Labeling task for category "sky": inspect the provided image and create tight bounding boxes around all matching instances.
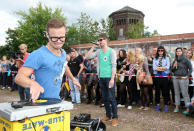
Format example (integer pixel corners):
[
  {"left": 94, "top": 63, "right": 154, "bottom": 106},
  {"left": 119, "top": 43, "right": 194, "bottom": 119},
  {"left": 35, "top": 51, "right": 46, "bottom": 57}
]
[{"left": 0, "top": 0, "right": 194, "bottom": 46}]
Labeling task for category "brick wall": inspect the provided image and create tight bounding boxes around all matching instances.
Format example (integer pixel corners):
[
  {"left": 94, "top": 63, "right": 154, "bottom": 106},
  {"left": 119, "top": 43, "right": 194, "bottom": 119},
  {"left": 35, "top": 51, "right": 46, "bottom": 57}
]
[{"left": 70, "top": 33, "right": 194, "bottom": 49}]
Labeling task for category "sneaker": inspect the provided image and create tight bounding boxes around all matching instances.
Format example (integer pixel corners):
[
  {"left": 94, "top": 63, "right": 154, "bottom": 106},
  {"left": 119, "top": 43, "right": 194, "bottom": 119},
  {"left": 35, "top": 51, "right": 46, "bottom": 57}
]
[
  {"left": 112, "top": 118, "right": 118, "bottom": 126},
  {"left": 1, "top": 87, "right": 5, "bottom": 90},
  {"left": 77, "top": 103, "right": 81, "bottom": 106},
  {"left": 139, "top": 106, "right": 144, "bottom": 110},
  {"left": 173, "top": 108, "right": 179, "bottom": 113},
  {"left": 100, "top": 104, "right": 104, "bottom": 107},
  {"left": 102, "top": 117, "right": 112, "bottom": 123},
  {"left": 155, "top": 105, "right": 160, "bottom": 111},
  {"left": 183, "top": 111, "right": 189, "bottom": 115},
  {"left": 127, "top": 105, "right": 132, "bottom": 110},
  {"left": 164, "top": 106, "right": 168, "bottom": 112},
  {"left": 143, "top": 107, "right": 149, "bottom": 111},
  {"left": 7, "top": 87, "right": 10, "bottom": 89},
  {"left": 117, "top": 104, "right": 125, "bottom": 108}
]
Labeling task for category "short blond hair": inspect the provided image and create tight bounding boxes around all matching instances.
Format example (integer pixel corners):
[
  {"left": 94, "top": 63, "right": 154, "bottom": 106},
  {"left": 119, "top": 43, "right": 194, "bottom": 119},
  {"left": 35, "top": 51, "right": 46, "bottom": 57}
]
[
  {"left": 136, "top": 54, "right": 145, "bottom": 63},
  {"left": 19, "top": 44, "right": 27, "bottom": 49}
]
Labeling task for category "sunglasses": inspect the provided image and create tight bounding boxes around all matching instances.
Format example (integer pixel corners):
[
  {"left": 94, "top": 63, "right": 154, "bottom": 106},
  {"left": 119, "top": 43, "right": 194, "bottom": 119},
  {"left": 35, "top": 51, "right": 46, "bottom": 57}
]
[
  {"left": 158, "top": 49, "right": 164, "bottom": 52},
  {"left": 98, "top": 38, "right": 104, "bottom": 42}
]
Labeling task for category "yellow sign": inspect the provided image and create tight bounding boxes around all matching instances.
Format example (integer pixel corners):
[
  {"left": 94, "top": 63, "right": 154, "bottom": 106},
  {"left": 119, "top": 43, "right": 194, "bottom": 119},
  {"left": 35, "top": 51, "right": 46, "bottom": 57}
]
[{"left": 0, "top": 111, "right": 70, "bottom": 131}]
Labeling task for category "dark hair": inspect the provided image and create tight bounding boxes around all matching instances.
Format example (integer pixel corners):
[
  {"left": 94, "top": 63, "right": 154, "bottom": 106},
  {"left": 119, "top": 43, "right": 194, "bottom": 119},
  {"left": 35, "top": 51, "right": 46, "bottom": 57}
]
[
  {"left": 46, "top": 18, "right": 66, "bottom": 32},
  {"left": 175, "top": 47, "right": 184, "bottom": 59},
  {"left": 98, "top": 33, "right": 108, "bottom": 40},
  {"left": 119, "top": 49, "right": 127, "bottom": 58},
  {"left": 155, "top": 46, "right": 166, "bottom": 59},
  {"left": 176, "top": 47, "right": 183, "bottom": 52},
  {"left": 70, "top": 48, "right": 76, "bottom": 52}
]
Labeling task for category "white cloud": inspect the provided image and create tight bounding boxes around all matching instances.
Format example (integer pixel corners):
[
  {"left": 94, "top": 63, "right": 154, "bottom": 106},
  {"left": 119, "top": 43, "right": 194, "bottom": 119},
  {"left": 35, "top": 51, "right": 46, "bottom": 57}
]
[
  {"left": 0, "top": 0, "right": 194, "bottom": 45},
  {"left": 0, "top": 11, "right": 18, "bottom": 46}
]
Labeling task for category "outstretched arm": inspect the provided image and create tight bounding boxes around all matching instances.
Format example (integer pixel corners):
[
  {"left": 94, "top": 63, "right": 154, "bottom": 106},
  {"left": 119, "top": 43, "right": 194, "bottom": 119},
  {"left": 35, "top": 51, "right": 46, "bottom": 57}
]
[{"left": 15, "top": 67, "right": 44, "bottom": 101}]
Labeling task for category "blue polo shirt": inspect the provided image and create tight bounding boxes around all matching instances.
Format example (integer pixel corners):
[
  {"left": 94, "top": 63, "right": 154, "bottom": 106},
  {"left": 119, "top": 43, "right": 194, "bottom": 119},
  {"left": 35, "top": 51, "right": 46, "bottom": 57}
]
[{"left": 24, "top": 46, "right": 66, "bottom": 99}]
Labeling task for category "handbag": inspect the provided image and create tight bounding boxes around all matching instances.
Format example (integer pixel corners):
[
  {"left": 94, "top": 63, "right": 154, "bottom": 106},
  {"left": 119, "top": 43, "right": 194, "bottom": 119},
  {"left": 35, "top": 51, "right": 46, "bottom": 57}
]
[
  {"left": 119, "top": 72, "right": 125, "bottom": 82},
  {"left": 137, "top": 71, "right": 153, "bottom": 85}
]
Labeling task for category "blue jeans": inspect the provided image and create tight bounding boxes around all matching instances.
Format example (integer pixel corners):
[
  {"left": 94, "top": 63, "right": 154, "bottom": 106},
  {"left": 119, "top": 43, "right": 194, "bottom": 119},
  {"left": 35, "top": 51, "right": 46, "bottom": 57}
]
[
  {"left": 99, "top": 78, "right": 118, "bottom": 119},
  {"left": 69, "top": 77, "right": 81, "bottom": 104},
  {"left": 18, "top": 85, "right": 30, "bottom": 101}
]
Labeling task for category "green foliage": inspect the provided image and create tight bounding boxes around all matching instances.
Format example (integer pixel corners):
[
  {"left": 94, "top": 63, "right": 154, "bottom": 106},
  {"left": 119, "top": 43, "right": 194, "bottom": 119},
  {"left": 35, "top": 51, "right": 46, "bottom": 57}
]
[
  {"left": 5, "top": 28, "right": 21, "bottom": 55},
  {"left": 15, "top": 3, "right": 66, "bottom": 52},
  {"left": 3, "top": 2, "right": 66, "bottom": 57},
  {"left": 106, "top": 18, "right": 116, "bottom": 40},
  {"left": 126, "top": 21, "right": 156, "bottom": 39},
  {"left": 0, "top": 45, "right": 10, "bottom": 58},
  {"left": 66, "top": 12, "right": 116, "bottom": 45}
]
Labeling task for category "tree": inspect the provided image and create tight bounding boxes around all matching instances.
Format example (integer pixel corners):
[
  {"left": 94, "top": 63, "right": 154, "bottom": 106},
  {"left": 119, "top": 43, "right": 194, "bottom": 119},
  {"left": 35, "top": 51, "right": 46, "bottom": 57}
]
[
  {"left": 5, "top": 2, "right": 66, "bottom": 54},
  {"left": 100, "top": 18, "right": 116, "bottom": 41},
  {"left": 76, "top": 12, "right": 100, "bottom": 44},
  {"left": 126, "top": 21, "right": 156, "bottom": 39},
  {"left": 66, "top": 13, "right": 116, "bottom": 45},
  {"left": 5, "top": 28, "right": 21, "bottom": 56}
]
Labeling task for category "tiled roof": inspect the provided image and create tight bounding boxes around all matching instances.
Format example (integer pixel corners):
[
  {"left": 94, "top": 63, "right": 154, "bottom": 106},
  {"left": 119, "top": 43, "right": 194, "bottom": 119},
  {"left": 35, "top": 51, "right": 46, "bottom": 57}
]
[{"left": 109, "top": 6, "right": 144, "bottom": 17}]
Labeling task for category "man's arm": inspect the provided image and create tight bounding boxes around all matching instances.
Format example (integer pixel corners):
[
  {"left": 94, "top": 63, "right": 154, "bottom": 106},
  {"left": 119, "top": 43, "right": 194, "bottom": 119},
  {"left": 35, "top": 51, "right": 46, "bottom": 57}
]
[
  {"left": 85, "top": 46, "right": 98, "bottom": 60},
  {"left": 14, "top": 67, "right": 44, "bottom": 101},
  {"left": 109, "top": 49, "right": 117, "bottom": 88},
  {"left": 77, "top": 63, "right": 84, "bottom": 78},
  {"left": 65, "top": 65, "right": 81, "bottom": 90}
]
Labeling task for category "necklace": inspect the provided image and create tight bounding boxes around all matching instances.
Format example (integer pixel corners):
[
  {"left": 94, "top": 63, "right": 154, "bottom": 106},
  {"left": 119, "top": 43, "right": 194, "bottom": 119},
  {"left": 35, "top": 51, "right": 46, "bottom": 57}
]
[{"left": 46, "top": 45, "right": 61, "bottom": 56}]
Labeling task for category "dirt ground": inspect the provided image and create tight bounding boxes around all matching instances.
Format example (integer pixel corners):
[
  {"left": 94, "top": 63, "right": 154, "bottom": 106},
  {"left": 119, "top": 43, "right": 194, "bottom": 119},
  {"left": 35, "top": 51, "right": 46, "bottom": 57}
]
[{"left": 0, "top": 89, "right": 193, "bottom": 131}]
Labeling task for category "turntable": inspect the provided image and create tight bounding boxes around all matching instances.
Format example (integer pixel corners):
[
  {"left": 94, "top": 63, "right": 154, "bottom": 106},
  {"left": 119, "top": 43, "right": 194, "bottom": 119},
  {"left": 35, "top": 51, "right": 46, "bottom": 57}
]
[{"left": 0, "top": 99, "right": 73, "bottom": 131}]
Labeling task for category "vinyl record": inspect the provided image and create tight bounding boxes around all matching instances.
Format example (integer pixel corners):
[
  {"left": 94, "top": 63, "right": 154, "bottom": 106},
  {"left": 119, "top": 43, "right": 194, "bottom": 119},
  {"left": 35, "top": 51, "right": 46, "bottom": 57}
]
[{"left": 25, "top": 98, "right": 61, "bottom": 106}]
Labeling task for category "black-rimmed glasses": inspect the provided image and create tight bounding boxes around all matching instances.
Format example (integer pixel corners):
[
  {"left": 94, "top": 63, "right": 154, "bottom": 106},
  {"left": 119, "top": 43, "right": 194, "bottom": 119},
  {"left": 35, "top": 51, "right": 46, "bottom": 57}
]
[{"left": 48, "top": 34, "right": 66, "bottom": 42}]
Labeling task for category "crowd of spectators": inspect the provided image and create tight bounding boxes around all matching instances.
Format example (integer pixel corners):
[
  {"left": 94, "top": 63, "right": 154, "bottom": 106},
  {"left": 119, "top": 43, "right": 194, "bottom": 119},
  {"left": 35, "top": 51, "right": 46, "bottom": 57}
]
[
  {"left": 0, "top": 46, "right": 193, "bottom": 116},
  {"left": 61, "top": 46, "right": 194, "bottom": 116}
]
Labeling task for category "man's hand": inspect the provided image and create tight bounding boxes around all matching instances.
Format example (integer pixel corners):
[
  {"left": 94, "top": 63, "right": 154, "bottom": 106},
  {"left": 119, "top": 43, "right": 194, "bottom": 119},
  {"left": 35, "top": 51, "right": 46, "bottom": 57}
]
[
  {"left": 109, "top": 79, "right": 114, "bottom": 88},
  {"left": 30, "top": 82, "right": 44, "bottom": 101},
  {"left": 72, "top": 78, "right": 81, "bottom": 90}
]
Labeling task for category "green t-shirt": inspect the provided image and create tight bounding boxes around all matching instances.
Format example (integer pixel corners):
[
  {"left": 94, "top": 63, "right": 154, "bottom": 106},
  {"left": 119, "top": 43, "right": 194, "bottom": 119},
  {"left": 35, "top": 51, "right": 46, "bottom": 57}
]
[{"left": 99, "top": 48, "right": 112, "bottom": 78}]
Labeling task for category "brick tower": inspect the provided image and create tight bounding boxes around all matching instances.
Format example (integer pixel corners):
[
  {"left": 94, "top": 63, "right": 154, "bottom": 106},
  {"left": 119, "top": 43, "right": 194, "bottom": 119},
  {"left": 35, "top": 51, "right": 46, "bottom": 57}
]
[{"left": 109, "top": 6, "right": 145, "bottom": 40}]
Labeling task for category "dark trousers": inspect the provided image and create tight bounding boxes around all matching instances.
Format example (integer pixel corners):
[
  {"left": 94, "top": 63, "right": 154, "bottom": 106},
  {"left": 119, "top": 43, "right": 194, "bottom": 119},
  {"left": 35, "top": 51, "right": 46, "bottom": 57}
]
[
  {"left": 18, "top": 85, "right": 30, "bottom": 101},
  {"left": 99, "top": 78, "right": 118, "bottom": 119},
  {"left": 129, "top": 76, "right": 139, "bottom": 104},
  {"left": 168, "top": 79, "right": 175, "bottom": 103},
  {"left": 188, "top": 86, "right": 193, "bottom": 100},
  {"left": 140, "top": 85, "right": 149, "bottom": 107},
  {"left": 155, "top": 77, "right": 169, "bottom": 105},
  {"left": 2, "top": 72, "right": 8, "bottom": 87},
  {"left": 116, "top": 81, "right": 121, "bottom": 103},
  {"left": 119, "top": 80, "right": 127, "bottom": 105},
  {"left": 0, "top": 72, "right": 2, "bottom": 86},
  {"left": 95, "top": 82, "right": 101, "bottom": 102}
]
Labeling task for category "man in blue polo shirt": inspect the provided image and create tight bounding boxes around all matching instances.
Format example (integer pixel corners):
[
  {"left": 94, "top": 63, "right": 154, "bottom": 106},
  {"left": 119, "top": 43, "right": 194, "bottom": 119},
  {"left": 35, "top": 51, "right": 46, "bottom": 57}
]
[{"left": 15, "top": 18, "right": 81, "bottom": 101}]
